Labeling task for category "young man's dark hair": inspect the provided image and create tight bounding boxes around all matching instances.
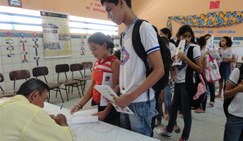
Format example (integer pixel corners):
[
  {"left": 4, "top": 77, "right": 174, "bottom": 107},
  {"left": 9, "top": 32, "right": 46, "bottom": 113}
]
[
  {"left": 100, "top": 0, "right": 132, "bottom": 8},
  {"left": 219, "top": 36, "right": 232, "bottom": 47},
  {"left": 16, "top": 78, "right": 49, "bottom": 97}
]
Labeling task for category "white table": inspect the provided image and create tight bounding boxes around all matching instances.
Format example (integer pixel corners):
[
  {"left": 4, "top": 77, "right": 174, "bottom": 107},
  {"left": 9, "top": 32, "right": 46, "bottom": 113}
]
[{"left": 43, "top": 102, "right": 159, "bottom": 141}]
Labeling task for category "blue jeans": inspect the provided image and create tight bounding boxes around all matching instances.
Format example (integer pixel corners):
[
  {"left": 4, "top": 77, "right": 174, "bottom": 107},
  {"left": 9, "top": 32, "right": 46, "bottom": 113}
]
[
  {"left": 224, "top": 114, "right": 243, "bottom": 141},
  {"left": 164, "top": 83, "right": 172, "bottom": 117},
  {"left": 120, "top": 98, "right": 157, "bottom": 136}
]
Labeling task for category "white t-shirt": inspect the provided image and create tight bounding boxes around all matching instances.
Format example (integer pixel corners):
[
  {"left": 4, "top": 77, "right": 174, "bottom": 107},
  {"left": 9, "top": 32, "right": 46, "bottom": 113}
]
[
  {"left": 219, "top": 47, "right": 233, "bottom": 59},
  {"left": 228, "top": 68, "right": 243, "bottom": 117},
  {"left": 120, "top": 20, "right": 160, "bottom": 103},
  {"left": 175, "top": 43, "right": 201, "bottom": 83}
]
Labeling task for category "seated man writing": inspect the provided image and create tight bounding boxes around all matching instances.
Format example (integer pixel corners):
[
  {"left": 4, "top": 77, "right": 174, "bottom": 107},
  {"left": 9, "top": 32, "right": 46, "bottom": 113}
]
[{"left": 0, "top": 78, "right": 73, "bottom": 141}]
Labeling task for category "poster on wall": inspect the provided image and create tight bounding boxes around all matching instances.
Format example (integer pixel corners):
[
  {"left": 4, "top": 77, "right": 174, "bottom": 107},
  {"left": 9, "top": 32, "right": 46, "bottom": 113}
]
[{"left": 41, "top": 11, "right": 72, "bottom": 58}]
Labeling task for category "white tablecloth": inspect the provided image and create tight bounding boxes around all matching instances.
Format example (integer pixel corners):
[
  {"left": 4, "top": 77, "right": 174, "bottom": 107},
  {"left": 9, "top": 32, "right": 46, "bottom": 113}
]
[{"left": 43, "top": 102, "right": 159, "bottom": 141}]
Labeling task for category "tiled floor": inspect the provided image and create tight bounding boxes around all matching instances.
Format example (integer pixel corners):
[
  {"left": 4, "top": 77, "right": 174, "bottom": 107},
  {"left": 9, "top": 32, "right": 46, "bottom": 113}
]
[{"left": 48, "top": 87, "right": 226, "bottom": 141}]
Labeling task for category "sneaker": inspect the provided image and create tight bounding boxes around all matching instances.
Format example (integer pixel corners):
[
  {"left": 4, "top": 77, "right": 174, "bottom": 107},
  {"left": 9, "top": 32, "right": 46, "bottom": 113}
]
[
  {"left": 195, "top": 108, "right": 205, "bottom": 113},
  {"left": 156, "top": 127, "right": 172, "bottom": 138},
  {"left": 179, "top": 137, "right": 188, "bottom": 141},
  {"left": 173, "top": 124, "right": 180, "bottom": 133},
  {"left": 209, "top": 102, "right": 215, "bottom": 107}
]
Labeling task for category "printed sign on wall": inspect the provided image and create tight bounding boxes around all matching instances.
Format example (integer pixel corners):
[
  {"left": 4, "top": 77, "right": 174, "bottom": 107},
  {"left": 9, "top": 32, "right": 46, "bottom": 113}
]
[
  {"left": 8, "top": 0, "right": 22, "bottom": 7},
  {"left": 41, "top": 11, "right": 72, "bottom": 58}
]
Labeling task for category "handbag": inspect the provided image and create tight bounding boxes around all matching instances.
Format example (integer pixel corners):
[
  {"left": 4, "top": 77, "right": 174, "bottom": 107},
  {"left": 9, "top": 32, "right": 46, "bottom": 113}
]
[
  {"left": 203, "top": 54, "right": 221, "bottom": 82},
  {"left": 193, "top": 74, "right": 206, "bottom": 100}
]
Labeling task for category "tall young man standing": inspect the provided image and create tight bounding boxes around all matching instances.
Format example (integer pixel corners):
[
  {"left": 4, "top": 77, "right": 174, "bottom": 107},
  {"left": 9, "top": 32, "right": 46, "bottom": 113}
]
[{"left": 100, "top": 0, "right": 164, "bottom": 136}]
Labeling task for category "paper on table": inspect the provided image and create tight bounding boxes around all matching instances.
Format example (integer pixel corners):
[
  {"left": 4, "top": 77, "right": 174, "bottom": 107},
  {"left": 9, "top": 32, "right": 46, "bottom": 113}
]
[
  {"left": 69, "top": 108, "right": 98, "bottom": 124},
  {"left": 100, "top": 72, "right": 113, "bottom": 106},
  {"left": 94, "top": 85, "right": 134, "bottom": 114},
  {"left": 172, "top": 40, "right": 185, "bottom": 66}
]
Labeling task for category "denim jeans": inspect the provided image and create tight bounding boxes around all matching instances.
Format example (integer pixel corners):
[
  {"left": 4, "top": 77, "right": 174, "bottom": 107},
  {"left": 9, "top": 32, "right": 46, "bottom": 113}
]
[
  {"left": 120, "top": 98, "right": 158, "bottom": 136},
  {"left": 224, "top": 114, "right": 243, "bottom": 141},
  {"left": 164, "top": 83, "right": 172, "bottom": 117},
  {"left": 166, "top": 83, "right": 192, "bottom": 140}
]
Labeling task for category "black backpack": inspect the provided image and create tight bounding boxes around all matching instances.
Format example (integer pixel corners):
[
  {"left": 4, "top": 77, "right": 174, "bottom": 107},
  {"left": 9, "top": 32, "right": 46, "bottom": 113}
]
[
  {"left": 185, "top": 45, "right": 202, "bottom": 105},
  {"left": 131, "top": 19, "right": 171, "bottom": 94},
  {"left": 223, "top": 64, "right": 243, "bottom": 117}
]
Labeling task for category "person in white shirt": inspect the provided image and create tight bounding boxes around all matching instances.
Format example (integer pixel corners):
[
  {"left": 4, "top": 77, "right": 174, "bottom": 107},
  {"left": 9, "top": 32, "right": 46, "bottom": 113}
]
[
  {"left": 223, "top": 66, "right": 243, "bottom": 141},
  {"left": 100, "top": 0, "right": 164, "bottom": 136}
]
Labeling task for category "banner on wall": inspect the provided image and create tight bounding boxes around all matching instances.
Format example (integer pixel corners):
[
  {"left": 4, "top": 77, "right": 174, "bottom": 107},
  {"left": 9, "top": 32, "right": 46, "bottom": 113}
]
[{"left": 41, "top": 11, "right": 72, "bottom": 58}]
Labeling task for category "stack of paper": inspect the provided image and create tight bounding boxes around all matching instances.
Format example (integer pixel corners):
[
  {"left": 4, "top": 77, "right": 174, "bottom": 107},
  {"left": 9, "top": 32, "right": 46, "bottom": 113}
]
[{"left": 69, "top": 108, "right": 98, "bottom": 124}]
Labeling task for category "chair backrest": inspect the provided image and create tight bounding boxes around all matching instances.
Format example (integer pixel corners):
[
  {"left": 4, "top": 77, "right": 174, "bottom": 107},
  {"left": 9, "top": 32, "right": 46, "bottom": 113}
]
[
  {"left": 81, "top": 62, "right": 93, "bottom": 77},
  {"left": 0, "top": 73, "right": 4, "bottom": 83},
  {"left": 9, "top": 70, "right": 31, "bottom": 81},
  {"left": 55, "top": 64, "right": 69, "bottom": 82},
  {"left": 81, "top": 62, "right": 93, "bottom": 70},
  {"left": 9, "top": 70, "right": 31, "bottom": 93},
  {"left": 32, "top": 66, "right": 49, "bottom": 83},
  {"left": 55, "top": 64, "right": 69, "bottom": 73},
  {"left": 70, "top": 63, "right": 84, "bottom": 79},
  {"left": 70, "top": 63, "right": 83, "bottom": 72}
]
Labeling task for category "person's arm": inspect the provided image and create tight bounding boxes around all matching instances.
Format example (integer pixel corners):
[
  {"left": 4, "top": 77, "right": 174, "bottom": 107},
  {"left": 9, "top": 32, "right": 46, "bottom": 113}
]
[
  {"left": 23, "top": 110, "right": 74, "bottom": 141},
  {"left": 115, "top": 50, "right": 164, "bottom": 108},
  {"left": 224, "top": 80, "right": 243, "bottom": 98},
  {"left": 71, "top": 79, "right": 95, "bottom": 114},
  {"left": 224, "top": 68, "right": 243, "bottom": 98},
  {"left": 178, "top": 47, "right": 202, "bottom": 73}
]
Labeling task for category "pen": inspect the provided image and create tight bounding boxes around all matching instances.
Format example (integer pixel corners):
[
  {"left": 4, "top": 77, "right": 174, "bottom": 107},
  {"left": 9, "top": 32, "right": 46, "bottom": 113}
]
[{"left": 56, "top": 104, "right": 63, "bottom": 116}]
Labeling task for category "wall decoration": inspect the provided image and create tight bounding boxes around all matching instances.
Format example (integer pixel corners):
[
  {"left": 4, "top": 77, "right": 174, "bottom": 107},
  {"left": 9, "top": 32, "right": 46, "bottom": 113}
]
[
  {"left": 5, "top": 31, "right": 15, "bottom": 58},
  {"left": 20, "top": 32, "right": 28, "bottom": 63},
  {"left": 210, "top": 0, "right": 220, "bottom": 10},
  {"left": 80, "top": 34, "right": 87, "bottom": 55},
  {"left": 167, "top": 11, "right": 243, "bottom": 31},
  {"left": 32, "top": 32, "right": 40, "bottom": 66},
  {"left": 8, "top": 0, "right": 22, "bottom": 8},
  {"left": 41, "top": 11, "right": 72, "bottom": 58}
]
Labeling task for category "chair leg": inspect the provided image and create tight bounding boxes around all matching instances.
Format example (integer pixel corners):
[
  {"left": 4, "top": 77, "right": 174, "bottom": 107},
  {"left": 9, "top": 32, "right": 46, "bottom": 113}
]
[
  {"left": 47, "top": 92, "right": 50, "bottom": 102},
  {"left": 0, "top": 86, "right": 5, "bottom": 94},
  {"left": 76, "top": 84, "right": 81, "bottom": 98},
  {"left": 82, "top": 80, "right": 86, "bottom": 94},
  {"left": 65, "top": 86, "right": 69, "bottom": 101},
  {"left": 55, "top": 89, "right": 58, "bottom": 98},
  {"left": 58, "top": 88, "right": 64, "bottom": 103},
  {"left": 71, "top": 86, "right": 74, "bottom": 94}
]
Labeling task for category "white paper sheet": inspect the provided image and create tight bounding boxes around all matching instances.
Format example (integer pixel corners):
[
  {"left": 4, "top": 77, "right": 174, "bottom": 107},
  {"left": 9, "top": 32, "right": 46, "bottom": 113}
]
[
  {"left": 208, "top": 50, "right": 222, "bottom": 62},
  {"left": 69, "top": 108, "right": 98, "bottom": 124},
  {"left": 94, "top": 85, "right": 134, "bottom": 114},
  {"left": 172, "top": 40, "right": 185, "bottom": 66}
]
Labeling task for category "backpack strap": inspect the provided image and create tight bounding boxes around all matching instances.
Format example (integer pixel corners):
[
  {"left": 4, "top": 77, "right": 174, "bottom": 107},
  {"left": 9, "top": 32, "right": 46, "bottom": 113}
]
[
  {"left": 132, "top": 19, "right": 150, "bottom": 75},
  {"left": 132, "top": 19, "right": 152, "bottom": 105},
  {"left": 185, "top": 46, "right": 195, "bottom": 84}
]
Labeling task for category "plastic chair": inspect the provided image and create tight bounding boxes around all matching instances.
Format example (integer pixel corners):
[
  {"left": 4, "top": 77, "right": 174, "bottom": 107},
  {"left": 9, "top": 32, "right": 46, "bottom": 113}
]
[
  {"left": 32, "top": 66, "right": 64, "bottom": 103},
  {"left": 9, "top": 70, "right": 30, "bottom": 94},
  {"left": 55, "top": 64, "right": 81, "bottom": 101}
]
